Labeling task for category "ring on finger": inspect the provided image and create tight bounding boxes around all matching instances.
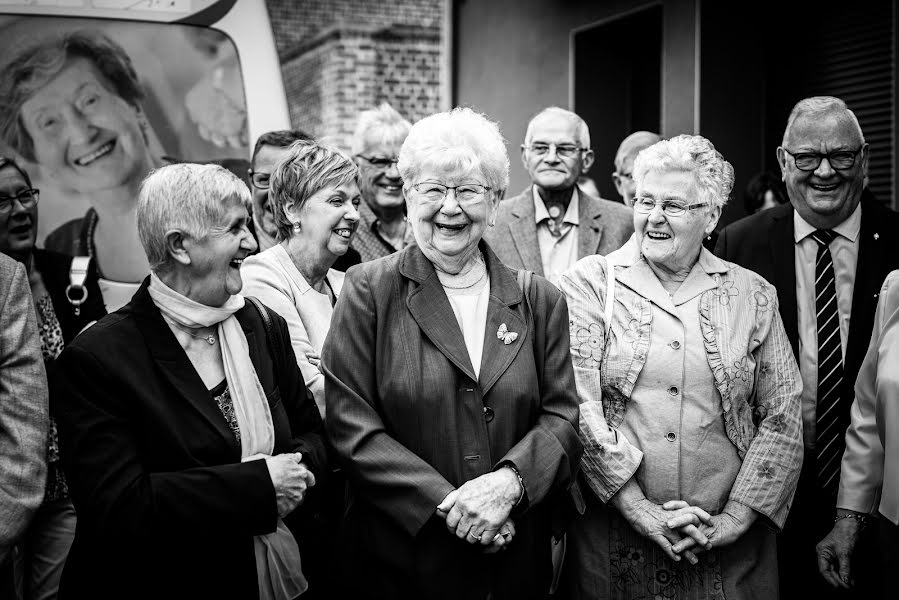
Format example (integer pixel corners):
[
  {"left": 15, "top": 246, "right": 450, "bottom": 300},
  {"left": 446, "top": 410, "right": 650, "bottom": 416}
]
[{"left": 467, "top": 531, "right": 481, "bottom": 541}]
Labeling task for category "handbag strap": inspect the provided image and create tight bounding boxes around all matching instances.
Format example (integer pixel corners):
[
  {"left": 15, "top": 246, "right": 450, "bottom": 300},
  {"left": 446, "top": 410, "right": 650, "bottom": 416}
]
[
  {"left": 245, "top": 296, "right": 284, "bottom": 376},
  {"left": 66, "top": 256, "right": 91, "bottom": 317}
]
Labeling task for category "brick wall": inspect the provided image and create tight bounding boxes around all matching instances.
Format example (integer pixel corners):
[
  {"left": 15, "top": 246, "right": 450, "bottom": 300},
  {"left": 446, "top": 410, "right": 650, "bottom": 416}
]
[{"left": 266, "top": 0, "right": 445, "bottom": 152}]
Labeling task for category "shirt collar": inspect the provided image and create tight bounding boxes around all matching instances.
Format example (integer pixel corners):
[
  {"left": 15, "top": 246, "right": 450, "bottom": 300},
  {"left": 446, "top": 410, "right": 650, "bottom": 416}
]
[
  {"left": 533, "top": 186, "right": 580, "bottom": 226},
  {"left": 793, "top": 200, "right": 862, "bottom": 243}
]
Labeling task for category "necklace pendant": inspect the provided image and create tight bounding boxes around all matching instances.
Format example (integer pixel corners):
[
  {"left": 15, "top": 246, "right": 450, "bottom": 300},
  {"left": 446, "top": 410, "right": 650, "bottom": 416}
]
[{"left": 205, "top": 335, "right": 216, "bottom": 345}]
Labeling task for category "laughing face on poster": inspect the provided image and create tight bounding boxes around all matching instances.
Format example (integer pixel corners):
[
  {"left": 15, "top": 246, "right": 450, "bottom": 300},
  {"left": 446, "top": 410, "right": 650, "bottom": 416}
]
[{"left": 0, "top": 30, "right": 166, "bottom": 311}]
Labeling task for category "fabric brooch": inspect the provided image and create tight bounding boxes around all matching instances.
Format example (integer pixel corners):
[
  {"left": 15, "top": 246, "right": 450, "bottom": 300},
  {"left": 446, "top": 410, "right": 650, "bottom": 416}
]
[{"left": 497, "top": 323, "right": 518, "bottom": 345}]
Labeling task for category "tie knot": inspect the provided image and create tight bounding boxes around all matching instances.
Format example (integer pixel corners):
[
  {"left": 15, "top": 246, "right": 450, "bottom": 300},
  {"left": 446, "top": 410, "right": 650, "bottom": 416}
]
[{"left": 811, "top": 229, "right": 836, "bottom": 247}]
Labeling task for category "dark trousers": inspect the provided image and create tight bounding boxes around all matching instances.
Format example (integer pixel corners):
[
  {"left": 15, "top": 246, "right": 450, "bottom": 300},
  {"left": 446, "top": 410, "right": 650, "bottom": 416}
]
[
  {"left": 778, "top": 451, "right": 881, "bottom": 599},
  {"left": 878, "top": 517, "right": 899, "bottom": 600}
]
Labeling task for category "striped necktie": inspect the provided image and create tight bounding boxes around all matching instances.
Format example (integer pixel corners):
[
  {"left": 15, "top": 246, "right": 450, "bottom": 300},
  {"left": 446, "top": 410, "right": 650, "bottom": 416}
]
[{"left": 811, "top": 229, "right": 847, "bottom": 501}]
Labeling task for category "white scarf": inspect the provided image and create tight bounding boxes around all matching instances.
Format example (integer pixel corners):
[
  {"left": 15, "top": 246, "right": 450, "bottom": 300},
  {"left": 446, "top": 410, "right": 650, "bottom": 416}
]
[{"left": 148, "top": 273, "right": 307, "bottom": 599}]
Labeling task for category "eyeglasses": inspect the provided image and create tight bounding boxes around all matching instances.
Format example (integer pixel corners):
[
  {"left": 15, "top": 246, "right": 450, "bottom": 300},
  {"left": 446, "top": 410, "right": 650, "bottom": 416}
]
[
  {"left": 633, "top": 196, "right": 707, "bottom": 217},
  {"left": 247, "top": 170, "right": 271, "bottom": 190},
  {"left": 525, "top": 143, "right": 586, "bottom": 159},
  {"left": 0, "top": 188, "right": 39, "bottom": 215},
  {"left": 782, "top": 147, "right": 863, "bottom": 172},
  {"left": 356, "top": 155, "right": 400, "bottom": 169},
  {"left": 411, "top": 182, "right": 491, "bottom": 204}
]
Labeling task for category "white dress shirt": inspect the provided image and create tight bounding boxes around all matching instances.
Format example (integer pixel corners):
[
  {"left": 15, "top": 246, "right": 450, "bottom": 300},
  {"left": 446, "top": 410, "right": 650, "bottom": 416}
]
[{"left": 534, "top": 186, "right": 579, "bottom": 286}]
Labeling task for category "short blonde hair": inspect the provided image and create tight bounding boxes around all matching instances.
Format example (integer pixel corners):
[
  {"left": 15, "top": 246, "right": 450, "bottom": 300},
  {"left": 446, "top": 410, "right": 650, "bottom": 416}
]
[
  {"left": 398, "top": 107, "right": 510, "bottom": 195},
  {"left": 269, "top": 140, "right": 358, "bottom": 241},
  {"left": 633, "top": 134, "right": 734, "bottom": 210},
  {"left": 137, "top": 163, "right": 250, "bottom": 273}
]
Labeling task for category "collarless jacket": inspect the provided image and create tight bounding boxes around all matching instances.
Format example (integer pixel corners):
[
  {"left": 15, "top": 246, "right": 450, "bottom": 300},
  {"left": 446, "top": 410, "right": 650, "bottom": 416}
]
[{"left": 52, "top": 280, "right": 326, "bottom": 600}]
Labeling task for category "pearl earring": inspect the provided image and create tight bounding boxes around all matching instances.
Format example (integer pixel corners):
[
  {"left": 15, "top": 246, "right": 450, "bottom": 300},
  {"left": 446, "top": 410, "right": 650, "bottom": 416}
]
[{"left": 293, "top": 222, "right": 301, "bottom": 232}]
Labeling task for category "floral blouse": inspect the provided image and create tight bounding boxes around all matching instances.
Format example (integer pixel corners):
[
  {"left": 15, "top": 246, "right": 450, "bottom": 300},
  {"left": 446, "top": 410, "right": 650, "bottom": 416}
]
[{"left": 559, "top": 237, "right": 804, "bottom": 529}]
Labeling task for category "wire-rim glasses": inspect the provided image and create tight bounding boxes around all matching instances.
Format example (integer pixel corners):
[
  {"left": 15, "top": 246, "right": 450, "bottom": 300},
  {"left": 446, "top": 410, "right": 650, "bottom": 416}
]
[
  {"left": 411, "top": 182, "right": 491, "bottom": 205},
  {"left": 633, "top": 196, "right": 707, "bottom": 217},
  {"left": 524, "top": 143, "right": 586, "bottom": 159},
  {"left": 782, "top": 147, "right": 863, "bottom": 172},
  {"left": 0, "top": 188, "right": 39, "bottom": 215}
]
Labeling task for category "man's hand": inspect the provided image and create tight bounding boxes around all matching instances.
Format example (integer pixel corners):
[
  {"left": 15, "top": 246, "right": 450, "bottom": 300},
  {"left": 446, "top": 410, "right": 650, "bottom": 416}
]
[{"left": 817, "top": 513, "right": 864, "bottom": 589}]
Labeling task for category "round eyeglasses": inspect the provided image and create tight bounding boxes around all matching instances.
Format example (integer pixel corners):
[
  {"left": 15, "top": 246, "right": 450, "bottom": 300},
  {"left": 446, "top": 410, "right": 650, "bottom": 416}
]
[
  {"left": 782, "top": 147, "right": 862, "bottom": 172},
  {"left": 633, "top": 197, "right": 707, "bottom": 217},
  {"left": 411, "top": 182, "right": 491, "bottom": 204},
  {"left": 0, "top": 188, "right": 39, "bottom": 215}
]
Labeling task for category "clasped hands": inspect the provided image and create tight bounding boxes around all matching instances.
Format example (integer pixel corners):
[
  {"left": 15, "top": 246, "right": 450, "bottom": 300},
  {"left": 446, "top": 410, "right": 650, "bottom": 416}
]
[
  {"left": 435, "top": 467, "right": 521, "bottom": 553},
  {"left": 612, "top": 479, "right": 756, "bottom": 565}
]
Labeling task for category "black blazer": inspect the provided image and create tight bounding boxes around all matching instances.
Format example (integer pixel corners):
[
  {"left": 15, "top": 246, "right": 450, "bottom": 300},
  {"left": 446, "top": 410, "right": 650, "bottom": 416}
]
[
  {"left": 714, "top": 194, "right": 899, "bottom": 436},
  {"left": 53, "top": 280, "right": 326, "bottom": 600}
]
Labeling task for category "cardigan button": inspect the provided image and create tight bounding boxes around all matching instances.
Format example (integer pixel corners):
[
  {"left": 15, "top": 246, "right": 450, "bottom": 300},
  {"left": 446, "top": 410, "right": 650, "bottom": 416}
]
[
  {"left": 484, "top": 406, "right": 495, "bottom": 422},
  {"left": 670, "top": 340, "right": 681, "bottom": 350},
  {"left": 666, "top": 432, "right": 677, "bottom": 442}
]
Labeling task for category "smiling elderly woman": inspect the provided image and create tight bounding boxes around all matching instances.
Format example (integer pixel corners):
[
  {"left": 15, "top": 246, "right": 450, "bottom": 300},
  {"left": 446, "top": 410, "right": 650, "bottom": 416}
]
[
  {"left": 322, "top": 107, "right": 582, "bottom": 599},
  {"left": 52, "top": 163, "right": 326, "bottom": 599},
  {"left": 559, "top": 135, "right": 804, "bottom": 599}
]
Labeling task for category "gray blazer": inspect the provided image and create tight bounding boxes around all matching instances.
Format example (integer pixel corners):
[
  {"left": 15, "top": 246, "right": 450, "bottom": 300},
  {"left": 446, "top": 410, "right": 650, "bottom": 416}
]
[
  {"left": 483, "top": 186, "right": 634, "bottom": 276},
  {"left": 0, "top": 253, "right": 48, "bottom": 562}
]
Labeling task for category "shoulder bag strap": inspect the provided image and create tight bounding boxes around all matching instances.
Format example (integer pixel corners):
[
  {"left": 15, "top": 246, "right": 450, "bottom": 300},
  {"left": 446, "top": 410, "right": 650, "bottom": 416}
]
[
  {"left": 245, "top": 295, "right": 284, "bottom": 376},
  {"left": 66, "top": 256, "right": 92, "bottom": 317}
]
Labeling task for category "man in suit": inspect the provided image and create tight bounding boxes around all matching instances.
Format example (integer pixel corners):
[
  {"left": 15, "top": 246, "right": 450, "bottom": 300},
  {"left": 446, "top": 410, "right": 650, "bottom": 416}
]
[
  {"left": 0, "top": 252, "right": 48, "bottom": 594},
  {"left": 484, "top": 107, "right": 633, "bottom": 286},
  {"left": 715, "top": 96, "right": 899, "bottom": 599}
]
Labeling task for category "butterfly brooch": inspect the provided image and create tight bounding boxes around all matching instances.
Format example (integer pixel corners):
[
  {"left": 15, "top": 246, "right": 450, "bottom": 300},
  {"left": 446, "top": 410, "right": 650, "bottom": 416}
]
[{"left": 497, "top": 323, "right": 518, "bottom": 345}]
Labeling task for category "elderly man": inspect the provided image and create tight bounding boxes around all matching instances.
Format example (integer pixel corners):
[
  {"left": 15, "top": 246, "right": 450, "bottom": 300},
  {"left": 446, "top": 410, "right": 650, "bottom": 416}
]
[
  {"left": 611, "top": 130, "right": 661, "bottom": 207},
  {"left": 485, "top": 107, "right": 633, "bottom": 286},
  {"left": 0, "top": 253, "right": 48, "bottom": 595},
  {"left": 351, "top": 102, "right": 415, "bottom": 262},
  {"left": 715, "top": 96, "right": 899, "bottom": 599}
]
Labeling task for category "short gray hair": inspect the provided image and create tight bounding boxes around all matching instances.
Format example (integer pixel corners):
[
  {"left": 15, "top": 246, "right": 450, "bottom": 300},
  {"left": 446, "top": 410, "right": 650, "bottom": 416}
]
[
  {"left": 633, "top": 134, "right": 734, "bottom": 210},
  {"left": 524, "top": 107, "right": 591, "bottom": 149},
  {"left": 398, "top": 107, "right": 510, "bottom": 195},
  {"left": 350, "top": 102, "right": 412, "bottom": 156},
  {"left": 137, "top": 163, "right": 250, "bottom": 273},
  {"left": 269, "top": 140, "right": 358, "bottom": 242},
  {"left": 782, "top": 96, "right": 865, "bottom": 146},
  {"left": 615, "top": 131, "right": 661, "bottom": 171}
]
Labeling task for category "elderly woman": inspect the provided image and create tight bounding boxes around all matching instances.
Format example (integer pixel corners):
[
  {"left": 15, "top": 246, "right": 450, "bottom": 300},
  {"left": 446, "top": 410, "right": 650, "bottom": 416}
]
[
  {"left": 52, "top": 163, "right": 326, "bottom": 599},
  {"left": 0, "top": 30, "right": 166, "bottom": 311},
  {"left": 241, "top": 140, "right": 360, "bottom": 419},
  {"left": 559, "top": 135, "right": 804, "bottom": 599},
  {"left": 322, "top": 107, "right": 582, "bottom": 599},
  {"left": 0, "top": 156, "right": 106, "bottom": 600}
]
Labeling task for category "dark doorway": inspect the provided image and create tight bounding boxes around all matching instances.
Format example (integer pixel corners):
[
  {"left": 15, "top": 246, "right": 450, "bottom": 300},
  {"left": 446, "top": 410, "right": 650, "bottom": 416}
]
[{"left": 573, "top": 4, "right": 662, "bottom": 202}]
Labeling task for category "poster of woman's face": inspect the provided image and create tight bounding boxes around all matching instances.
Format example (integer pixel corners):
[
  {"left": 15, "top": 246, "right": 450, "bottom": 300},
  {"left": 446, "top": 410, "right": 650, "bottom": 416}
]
[{"left": 0, "top": 16, "right": 250, "bottom": 245}]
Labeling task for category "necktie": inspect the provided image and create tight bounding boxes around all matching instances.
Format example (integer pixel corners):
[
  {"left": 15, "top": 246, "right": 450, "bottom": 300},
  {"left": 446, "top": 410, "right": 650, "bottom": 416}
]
[{"left": 811, "top": 229, "right": 847, "bottom": 501}]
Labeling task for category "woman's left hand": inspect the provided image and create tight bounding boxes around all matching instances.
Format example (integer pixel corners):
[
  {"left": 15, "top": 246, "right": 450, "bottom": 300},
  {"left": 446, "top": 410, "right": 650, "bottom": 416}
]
[
  {"left": 668, "top": 499, "right": 757, "bottom": 554},
  {"left": 435, "top": 467, "right": 521, "bottom": 545}
]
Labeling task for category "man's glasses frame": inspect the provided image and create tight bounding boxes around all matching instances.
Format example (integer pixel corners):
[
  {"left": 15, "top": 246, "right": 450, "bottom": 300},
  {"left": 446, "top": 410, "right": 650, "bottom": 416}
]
[
  {"left": 247, "top": 170, "right": 271, "bottom": 190},
  {"left": 523, "top": 143, "right": 587, "bottom": 160},
  {"left": 0, "top": 188, "right": 39, "bottom": 215},
  {"left": 782, "top": 147, "right": 864, "bottom": 172},
  {"left": 356, "top": 155, "right": 400, "bottom": 169}
]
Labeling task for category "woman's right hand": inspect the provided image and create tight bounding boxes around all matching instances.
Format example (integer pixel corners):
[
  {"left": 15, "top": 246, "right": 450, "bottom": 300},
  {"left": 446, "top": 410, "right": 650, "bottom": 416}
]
[{"left": 265, "top": 452, "right": 316, "bottom": 518}]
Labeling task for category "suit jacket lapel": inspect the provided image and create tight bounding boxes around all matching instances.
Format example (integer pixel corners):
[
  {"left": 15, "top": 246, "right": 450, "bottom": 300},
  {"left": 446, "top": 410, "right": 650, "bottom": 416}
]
[
  {"left": 402, "top": 246, "right": 478, "bottom": 381},
  {"left": 508, "top": 189, "right": 544, "bottom": 275},
  {"left": 577, "top": 193, "right": 603, "bottom": 259},
  {"left": 478, "top": 245, "right": 527, "bottom": 396},
  {"left": 131, "top": 282, "right": 240, "bottom": 451},
  {"left": 770, "top": 206, "right": 799, "bottom": 356},
  {"left": 847, "top": 198, "right": 886, "bottom": 373}
]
